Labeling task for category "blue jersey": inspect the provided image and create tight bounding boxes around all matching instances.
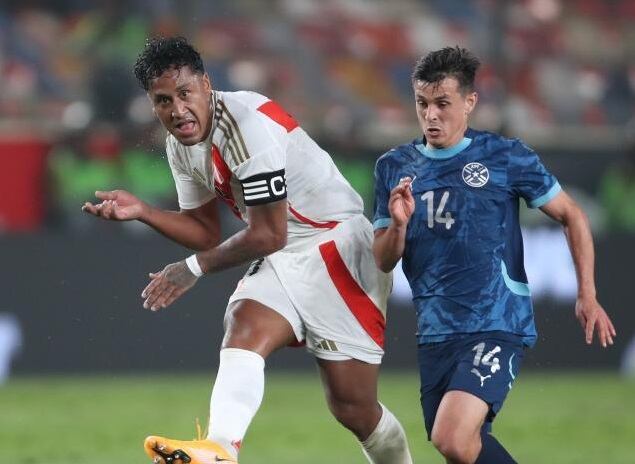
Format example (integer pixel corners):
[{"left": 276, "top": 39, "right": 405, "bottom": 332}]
[{"left": 373, "top": 128, "right": 561, "bottom": 346}]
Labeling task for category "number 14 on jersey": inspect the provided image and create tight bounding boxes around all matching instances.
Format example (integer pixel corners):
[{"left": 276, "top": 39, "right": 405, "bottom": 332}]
[{"left": 421, "top": 190, "right": 455, "bottom": 230}]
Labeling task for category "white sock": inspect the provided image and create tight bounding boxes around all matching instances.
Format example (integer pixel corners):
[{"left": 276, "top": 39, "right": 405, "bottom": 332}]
[
  {"left": 361, "top": 403, "right": 413, "bottom": 464},
  {"left": 207, "top": 348, "right": 265, "bottom": 459}
]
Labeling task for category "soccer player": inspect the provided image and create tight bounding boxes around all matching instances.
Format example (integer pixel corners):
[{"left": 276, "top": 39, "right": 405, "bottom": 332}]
[
  {"left": 82, "top": 37, "right": 412, "bottom": 464},
  {"left": 372, "top": 46, "right": 616, "bottom": 464}
]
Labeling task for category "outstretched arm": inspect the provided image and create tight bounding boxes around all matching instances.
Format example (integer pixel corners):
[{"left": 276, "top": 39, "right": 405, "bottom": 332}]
[
  {"left": 141, "top": 199, "right": 288, "bottom": 311},
  {"left": 540, "top": 190, "right": 617, "bottom": 347},
  {"left": 82, "top": 190, "right": 221, "bottom": 251},
  {"left": 373, "top": 177, "right": 415, "bottom": 272}
]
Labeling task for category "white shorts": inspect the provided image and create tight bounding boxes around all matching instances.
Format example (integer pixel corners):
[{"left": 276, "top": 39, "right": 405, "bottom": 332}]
[{"left": 226, "top": 214, "right": 392, "bottom": 364}]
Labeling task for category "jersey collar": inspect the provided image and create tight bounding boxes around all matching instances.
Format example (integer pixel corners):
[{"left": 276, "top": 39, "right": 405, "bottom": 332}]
[{"left": 415, "top": 136, "right": 472, "bottom": 160}]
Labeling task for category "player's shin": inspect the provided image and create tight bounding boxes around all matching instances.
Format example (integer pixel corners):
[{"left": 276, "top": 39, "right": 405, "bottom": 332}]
[
  {"left": 360, "top": 403, "right": 413, "bottom": 464},
  {"left": 207, "top": 348, "right": 265, "bottom": 459}
]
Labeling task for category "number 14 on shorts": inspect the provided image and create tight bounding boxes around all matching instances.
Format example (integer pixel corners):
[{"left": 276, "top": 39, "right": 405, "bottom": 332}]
[{"left": 472, "top": 342, "right": 501, "bottom": 374}]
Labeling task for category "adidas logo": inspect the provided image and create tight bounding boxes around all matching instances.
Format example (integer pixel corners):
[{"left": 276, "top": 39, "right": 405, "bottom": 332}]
[{"left": 316, "top": 339, "right": 339, "bottom": 352}]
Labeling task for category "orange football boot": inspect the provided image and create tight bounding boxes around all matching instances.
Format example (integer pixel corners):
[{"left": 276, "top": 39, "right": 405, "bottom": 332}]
[{"left": 144, "top": 435, "right": 237, "bottom": 464}]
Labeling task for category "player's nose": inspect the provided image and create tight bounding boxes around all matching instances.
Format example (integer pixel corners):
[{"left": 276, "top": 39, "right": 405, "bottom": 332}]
[
  {"left": 424, "top": 107, "right": 438, "bottom": 121},
  {"left": 172, "top": 100, "right": 187, "bottom": 117}
]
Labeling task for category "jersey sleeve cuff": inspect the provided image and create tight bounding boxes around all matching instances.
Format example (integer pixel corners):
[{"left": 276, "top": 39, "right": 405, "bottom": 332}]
[
  {"left": 178, "top": 192, "right": 215, "bottom": 210},
  {"left": 373, "top": 217, "right": 392, "bottom": 230},
  {"left": 527, "top": 181, "right": 561, "bottom": 208}
]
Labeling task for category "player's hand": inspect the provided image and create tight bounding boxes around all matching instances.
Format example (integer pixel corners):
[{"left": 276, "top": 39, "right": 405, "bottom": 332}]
[
  {"left": 574, "top": 296, "right": 616, "bottom": 348},
  {"left": 388, "top": 177, "right": 416, "bottom": 228},
  {"left": 82, "top": 190, "right": 148, "bottom": 221},
  {"left": 141, "top": 260, "right": 199, "bottom": 311}
]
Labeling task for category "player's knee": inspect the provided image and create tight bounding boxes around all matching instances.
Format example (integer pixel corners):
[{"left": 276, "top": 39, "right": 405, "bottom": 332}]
[
  {"left": 223, "top": 312, "right": 261, "bottom": 345},
  {"left": 328, "top": 400, "right": 361, "bottom": 428},
  {"left": 224, "top": 306, "right": 260, "bottom": 333},
  {"left": 327, "top": 400, "right": 375, "bottom": 439},
  {"left": 222, "top": 311, "right": 282, "bottom": 356},
  {"left": 431, "top": 429, "right": 479, "bottom": 464}
]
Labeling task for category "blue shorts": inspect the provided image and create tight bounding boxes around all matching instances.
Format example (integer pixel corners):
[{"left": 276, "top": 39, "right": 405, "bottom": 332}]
[{"left": 417, "top": 331, "right": 525, "bottom": 439}]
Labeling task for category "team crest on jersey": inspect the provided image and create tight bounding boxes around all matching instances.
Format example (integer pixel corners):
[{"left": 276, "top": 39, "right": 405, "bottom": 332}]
[{"left": 462, "top": 162, "right": 489, "bottom": 187}]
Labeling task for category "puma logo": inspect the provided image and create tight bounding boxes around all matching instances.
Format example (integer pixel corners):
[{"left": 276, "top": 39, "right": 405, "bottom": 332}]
[{"left": 471, "top": 368, "right": 491, "bottom": 387}]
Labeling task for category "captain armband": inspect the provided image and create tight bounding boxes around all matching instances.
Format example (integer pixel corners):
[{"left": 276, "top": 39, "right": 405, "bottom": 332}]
[{"left": 240, "top": 169, "right": 287, "bottom": 206}]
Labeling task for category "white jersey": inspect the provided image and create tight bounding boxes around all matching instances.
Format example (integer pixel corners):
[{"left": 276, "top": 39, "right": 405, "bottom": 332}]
[{"left": 166, "top": 90, "right": 364, "bottom": 244}]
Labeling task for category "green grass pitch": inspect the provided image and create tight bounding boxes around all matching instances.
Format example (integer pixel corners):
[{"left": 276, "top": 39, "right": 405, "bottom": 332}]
[{"left": 2, "top": 372, "right": 633, "bottom": 463}]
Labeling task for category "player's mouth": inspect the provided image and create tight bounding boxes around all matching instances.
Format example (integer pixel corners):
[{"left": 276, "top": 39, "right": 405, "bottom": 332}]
[
  {"left": 426, "top": 127, "right": 442, "bottom": 138},
  {"left": 174, "top": 120, "right": 197, "bottom": 137}
]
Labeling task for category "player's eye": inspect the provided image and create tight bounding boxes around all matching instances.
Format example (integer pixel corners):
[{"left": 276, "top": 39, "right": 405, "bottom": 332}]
[
  {"left": 156, "top": 96, "right": 171, "bottom": 105},
  {"left": 179, "top": 89, "right": 190, "bottom": 99}
]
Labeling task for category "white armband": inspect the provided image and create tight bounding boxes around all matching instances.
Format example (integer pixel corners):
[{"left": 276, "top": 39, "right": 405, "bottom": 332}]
[{"left": 185, "top": 254, "right": 204, "bottom": 277}]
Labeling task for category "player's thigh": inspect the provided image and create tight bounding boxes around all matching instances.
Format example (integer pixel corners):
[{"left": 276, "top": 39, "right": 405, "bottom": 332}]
[
  {"left": 431, "top": 390, "right": 488, "bottom": 445},
  {"left": 223, "top": 258, "right": 300, "bottom": 357},
  {"left": 223, "top": 299, "right": 296, "bottom": 357},
  {"left": 316, "top": 357, "right": 380, "bottom": 406},
  {"left": 417, "top": 339, "right": 460, "bottom": 439}
]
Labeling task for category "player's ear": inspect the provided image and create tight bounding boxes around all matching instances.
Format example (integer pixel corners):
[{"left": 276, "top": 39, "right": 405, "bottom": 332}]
[
  {"left": 465, "top": 91, "right": 478, "bottom": 116},
  {"left": 203, "top": 73, "right": 212, "bottom": 94}
]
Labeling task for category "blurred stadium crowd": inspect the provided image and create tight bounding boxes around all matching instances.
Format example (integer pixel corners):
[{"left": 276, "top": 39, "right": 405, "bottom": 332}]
[
  {"left": 1, "top": 1, "right": 635, "bottom": 383},
  {"left": 0, "top": 0, "right": 634, "bottom": 233}
]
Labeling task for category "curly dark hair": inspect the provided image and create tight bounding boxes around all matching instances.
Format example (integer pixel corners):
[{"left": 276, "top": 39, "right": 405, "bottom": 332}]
[
  {"left": 133, "top": 36, "right": 205, "bottom": 91},
  {"left": 411, "top": 46, "right": 480, "bottom": 94}
]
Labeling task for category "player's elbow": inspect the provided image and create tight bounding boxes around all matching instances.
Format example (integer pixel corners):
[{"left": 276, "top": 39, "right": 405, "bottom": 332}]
[
  {"left": 373, "top": 245, "right": 396, "bottom": 273},
  {"left": 189, "top": 225, "right": 221, "bottom": 251},
  {"left": 265, "top": 229, "right": 287, "bottom": 253},
  {"left": 261, "top": 237, "right": 287, "bottom": 255},
  {"left": 561, "top": 201, "right": 589, "bottom": 229},
  {"left": 191, "top": 233, "right": 221, "bottom": 251},
  {"left": 250, "top": 224, "right": 287, "bottom": 255},
  {"left": 575, "top": 204, "right": 589, "bottom": 226},
  {"left": 375, "top": 258, "right": 395, "bottom": 274}
]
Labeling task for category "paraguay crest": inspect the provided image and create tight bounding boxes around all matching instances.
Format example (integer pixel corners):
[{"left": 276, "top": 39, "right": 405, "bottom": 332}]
[{"left": 462, "top": 162, "right": 489, "bottom": 187}]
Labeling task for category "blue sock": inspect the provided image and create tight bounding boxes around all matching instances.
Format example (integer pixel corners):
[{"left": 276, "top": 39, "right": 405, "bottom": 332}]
[{"left": 474, "top": 431, "right": 517, "bottom": 464}]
